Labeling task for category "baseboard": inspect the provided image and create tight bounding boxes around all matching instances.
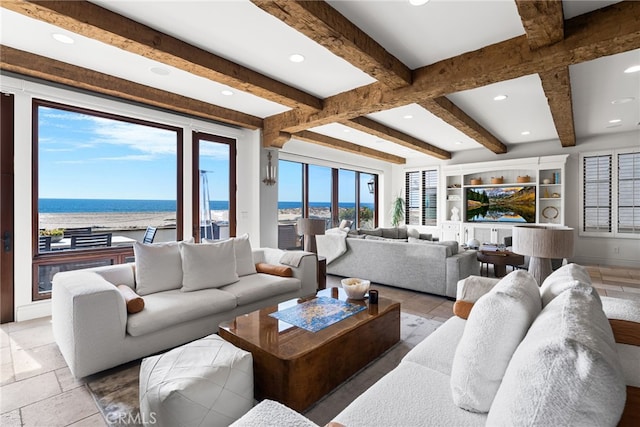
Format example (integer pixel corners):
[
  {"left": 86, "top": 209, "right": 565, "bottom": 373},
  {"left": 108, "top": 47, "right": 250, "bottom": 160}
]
[
  {"left": 572, "top": 256, "right": 640, "bottom": 269},
  {"left": 15, "top": 300, "right": 51, "bottom": 322}
]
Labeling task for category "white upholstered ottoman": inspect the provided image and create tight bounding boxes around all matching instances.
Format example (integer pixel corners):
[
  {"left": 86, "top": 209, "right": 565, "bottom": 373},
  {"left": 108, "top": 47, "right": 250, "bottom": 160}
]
[{"left": 139, "top": 334, "right": 254, "bottom": 427}]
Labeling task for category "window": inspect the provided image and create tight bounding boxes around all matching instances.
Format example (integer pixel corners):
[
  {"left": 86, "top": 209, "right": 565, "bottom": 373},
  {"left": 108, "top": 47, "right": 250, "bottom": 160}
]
[
  {"left": 277, "top": 159, "right": 378, "bottom": 246},
  {"left": 405, "top": 170, "right": 438, "bottom": 226},
  {"left": 33, "top": 99, "right": 182, "bottom": 299},
  {"left": 581, "top": 149, "right": 639, "bottom": 237},
  {"left": 193, "top": 132, "right": 236, "bottom": 241}
]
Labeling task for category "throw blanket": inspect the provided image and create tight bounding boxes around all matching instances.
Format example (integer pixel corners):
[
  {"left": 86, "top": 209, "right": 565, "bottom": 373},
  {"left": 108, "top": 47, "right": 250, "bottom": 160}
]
[
  {"left": 279, "top": 251, "right": 308, "bottom": 267},
  {"left": 316, "top": 230, "right": 348, "bottom": 264}
]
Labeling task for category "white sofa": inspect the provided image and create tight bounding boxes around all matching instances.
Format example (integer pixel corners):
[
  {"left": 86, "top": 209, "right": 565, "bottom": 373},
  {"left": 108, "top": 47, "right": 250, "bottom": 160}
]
[
  {"left": 232, "top": 264, "right": 640, "bottom": 426},
  {"left": 52, "top": 246, "right": 317, "bottom": 378}
]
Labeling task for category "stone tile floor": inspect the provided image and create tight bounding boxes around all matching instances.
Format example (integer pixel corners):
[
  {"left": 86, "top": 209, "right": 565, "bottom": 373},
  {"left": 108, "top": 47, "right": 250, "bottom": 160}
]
[{"left": 1, "top": 265, "right": 638, "bottom": 426}]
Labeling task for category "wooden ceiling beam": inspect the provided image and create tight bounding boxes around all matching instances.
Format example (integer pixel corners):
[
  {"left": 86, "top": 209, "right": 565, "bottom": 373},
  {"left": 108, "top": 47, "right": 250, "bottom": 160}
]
[
  {"left": 269, "top": 1, "right": 640, "bottom": 134},
  {"left": 343, "top": 117, "right": 451, "bottom": 160},
  {"left": 539, "top": 67, "right": 576, "bottom": 147},
  {"left": 418, "top": 97, "right": 507, "bottom": 154},
  {"left": 292, "top": 130, "right": 406, "bottom": 164},
  {"left": 515, "top": 0, "right": 575, "bottom": 147},
  {"left": 515, "top": 0, "right": 564, "bottom": 50},
  {"left": 251, "top": 0, "right": 411, "bottom": 89},
  {"left": 3, "top": 0, "right": 322, "bottom": 111},
  {"left": 0, "top": 46, "right": 263, "bottom": 129}
]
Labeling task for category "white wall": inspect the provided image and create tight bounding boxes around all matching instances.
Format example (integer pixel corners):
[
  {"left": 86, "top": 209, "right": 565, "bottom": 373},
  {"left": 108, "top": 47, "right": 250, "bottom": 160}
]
[
  {"left": 392, "top": 131, "right": 640, "bottom": 268},
  {"left": 1, "top": 74, "right": 262, "bottom": 321}
]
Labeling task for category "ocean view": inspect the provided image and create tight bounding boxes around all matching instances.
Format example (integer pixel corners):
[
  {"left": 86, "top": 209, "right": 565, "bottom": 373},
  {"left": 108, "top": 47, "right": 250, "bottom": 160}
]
[{"left": 39, "top": 198, "right": 373, "bottom": 213}]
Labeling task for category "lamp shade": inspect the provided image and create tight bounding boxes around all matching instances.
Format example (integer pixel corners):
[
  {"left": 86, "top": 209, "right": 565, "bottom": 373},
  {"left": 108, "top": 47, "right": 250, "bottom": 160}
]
[
  {"left": 297, "top": 218, "right": 326, "bottom": 253},
  {"left": 512, "top": 225, "right": 574, "bottom": 284}
]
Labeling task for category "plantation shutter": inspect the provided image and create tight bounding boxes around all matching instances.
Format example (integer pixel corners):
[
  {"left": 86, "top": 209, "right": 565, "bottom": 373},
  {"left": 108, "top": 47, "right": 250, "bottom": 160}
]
[
  {"left": 406, "top": 171, "right": 420, "bottom": 225},
  {"left": 423, "top": 170, "right": 438, "bottom": 226},
  {"left": 583, "top": 155, "right": 612, "bottom": 232},
  {"left": 618, "top": 152, "right": 640, "bottom": 234}
]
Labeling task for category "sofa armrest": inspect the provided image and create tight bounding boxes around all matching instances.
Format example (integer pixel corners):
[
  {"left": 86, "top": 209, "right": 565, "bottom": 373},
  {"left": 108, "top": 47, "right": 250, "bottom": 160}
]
[
  {"left": 52, "top": 270, "right": 128, "bottom": 377},
  {"left": 252, "top": 248, "right": 317, "bottom": 297},
  {"left": 230, "top": 399, "right": 319, "bottom": 427},
  {"left": 444, "top": 250, "right": 482, "bottom": 298},
  {"left": 453, "top": 275, "right": 500, "bottom": 319}
]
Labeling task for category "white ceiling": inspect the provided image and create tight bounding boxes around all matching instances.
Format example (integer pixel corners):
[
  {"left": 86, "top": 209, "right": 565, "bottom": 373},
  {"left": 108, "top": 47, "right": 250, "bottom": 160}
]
[{"left": 1, "top": 0, "right": 638, "bottom": 161}]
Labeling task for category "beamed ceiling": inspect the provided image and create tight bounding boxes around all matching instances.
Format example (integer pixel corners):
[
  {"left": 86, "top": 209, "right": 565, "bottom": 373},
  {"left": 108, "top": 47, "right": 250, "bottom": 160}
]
[{"left": 1, "top": 0, "right": 639, "bottom": 164}]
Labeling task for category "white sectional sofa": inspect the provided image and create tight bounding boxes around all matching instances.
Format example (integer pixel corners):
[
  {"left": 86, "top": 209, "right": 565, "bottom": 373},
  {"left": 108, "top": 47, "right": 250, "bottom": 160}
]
[
  {"left": 232, "top": 264, "right": 640, "bottom": 426},
  {"left": 52, "top": 242, "right": 317, "bottom": 378}
]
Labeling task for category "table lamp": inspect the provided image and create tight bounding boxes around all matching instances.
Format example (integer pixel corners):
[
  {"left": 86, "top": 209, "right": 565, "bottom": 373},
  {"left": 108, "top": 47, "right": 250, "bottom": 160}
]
[
  {"left": 297, "top": 218, "right": 326, "bottom": 253},
  {"left": 512, "top": 225, "right": 574, "bottom": 285}
]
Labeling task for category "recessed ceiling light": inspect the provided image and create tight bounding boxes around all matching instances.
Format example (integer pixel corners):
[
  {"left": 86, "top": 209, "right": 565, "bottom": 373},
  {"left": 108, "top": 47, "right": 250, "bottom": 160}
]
[
  {"left": 609, "top": 119, "right": 622, "bottom": 124},
  {"left": 611, "top": 97, "right": 635, "bottom": 104},
  {"left": 150, "top": 66, "right": 170, "bottom": 76},
  {"left": 52, "top": 33, "right": 74, "bottom": 44},
  {"left": 409, "top": 0, "right": 430, "bottom": 5},
  {"left": 375, "top": 139, "right": 385, "bottom": 144},
  {"left": 289, "top": 54, "right": 305, "bottom": 63},
  {"left": 607, "top": 123, "right": 622, "bottom": 128},
  {"left": 221, "top": 90, "right": 233, "bottom": 96},
  {"left": 455, "top": 141, "right": 464, "bottom": 145},
  {"left": 521, "top": 131, "right": 531, "bottom": 136},
  {"left": 493, "top": 95, "right": 508, "bottom": 101},
  {"left": 343, "top": 129, "right": 351, "bottom": 133},
  {"left": 403, "top": 115, "right": 413, "bottom": 119},
  {"left": 624, "top": 65, "right": 640, "bottom": 73}
]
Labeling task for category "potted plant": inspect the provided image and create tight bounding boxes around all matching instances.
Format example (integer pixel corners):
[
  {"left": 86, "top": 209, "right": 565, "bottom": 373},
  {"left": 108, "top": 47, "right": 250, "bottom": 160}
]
[
  {"left": 40, "top": 228, "right": 64, "bottom": 242},
  {"left": 390, "top": 195, "right": 405, "bottom": 227}
]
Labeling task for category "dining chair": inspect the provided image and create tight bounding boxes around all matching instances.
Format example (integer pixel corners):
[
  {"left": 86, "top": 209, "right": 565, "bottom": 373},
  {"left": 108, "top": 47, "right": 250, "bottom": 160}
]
[
  {"left": 142, "top": 226, "right": 157, "bottom": 244},
  {"left": 70, "top": 233, "right": 112, "bottom": 249},
  {"left": 38, "top": 235, "right": 51, "bottom": 252},
  {"left": 63, "top": 227, "right": 92, "bottom": 238}
]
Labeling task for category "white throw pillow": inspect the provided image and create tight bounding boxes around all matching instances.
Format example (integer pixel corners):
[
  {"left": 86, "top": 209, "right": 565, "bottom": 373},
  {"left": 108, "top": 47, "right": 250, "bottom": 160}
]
[
  {"left": 180, "top": 240, "right": 238, "bottom": 292},
  {"left": 134, "top": 241, "right": 183, "bottom": 296},
  {"left": 233, "top": 233, "right": 257, "bottom": 277},
  {"left": 450, "top": 270, "right": 541, "bottom": 413},
  {"left": 487, "top": 285, "right": 626, "bottom": 426},
  {"left": 539, "top": 263, "right": 594, "bottom": 307}
]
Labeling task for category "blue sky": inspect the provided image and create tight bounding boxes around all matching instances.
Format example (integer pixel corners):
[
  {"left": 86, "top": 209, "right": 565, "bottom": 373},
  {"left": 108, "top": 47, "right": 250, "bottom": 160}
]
[{"left": 39, "top": 106, "right": 374, "bottom": 204}]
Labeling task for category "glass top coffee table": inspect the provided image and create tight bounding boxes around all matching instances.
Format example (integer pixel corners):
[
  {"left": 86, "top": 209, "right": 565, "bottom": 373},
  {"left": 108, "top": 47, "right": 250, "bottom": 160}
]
[{"left": 218, "top": 287, "right": 400, "bottom": 411}]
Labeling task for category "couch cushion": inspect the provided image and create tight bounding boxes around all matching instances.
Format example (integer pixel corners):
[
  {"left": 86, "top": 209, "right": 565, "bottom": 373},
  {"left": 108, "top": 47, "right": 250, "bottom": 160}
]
[
  {"left": 126, "top": 288, "right": 238, "bottom": 336},
  {"left": 181, "top": 240, "right": 239, "bottom": 291},
  {"left": 220, "top": 273, "right": 301, "bottom": 306},
  {"left": 450, "top": 270, "right": 541, "bottom": 413},
  {"left": 487, "top": 285, "right": 625, "bottom": 426},
  {"left": 403, "top": 316, "right": 466, "bottom": 376},
  {"left": 233, "top": 234, "right": 257, "bottom": 277},
  {"left": 334, "top": 361, "right": 487, "bottom": 427},
  {"left": 134, "top": 241, "right": 183, "bottom": 296},
  {"left": 359, "top": 228, "right": 382, "bottom": 237},
  {"left": 539, "top": 263, "right": 593, "bottom": 307}
]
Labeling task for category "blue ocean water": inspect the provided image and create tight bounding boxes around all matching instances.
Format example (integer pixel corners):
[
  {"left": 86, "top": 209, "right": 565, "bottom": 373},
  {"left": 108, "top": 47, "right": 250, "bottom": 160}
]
[{"left": 39, "top": 198, "right": 373, "bottom": 213}]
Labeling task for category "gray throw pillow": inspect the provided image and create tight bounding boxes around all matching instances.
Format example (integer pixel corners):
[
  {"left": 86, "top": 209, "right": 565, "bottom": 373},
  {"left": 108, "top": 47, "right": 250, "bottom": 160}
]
[
  {"left": 419, "top": 233, "right": 433, "bottom": 241},
  {"left": 381, "top": 227, "right": 399, "bottom": 239}
]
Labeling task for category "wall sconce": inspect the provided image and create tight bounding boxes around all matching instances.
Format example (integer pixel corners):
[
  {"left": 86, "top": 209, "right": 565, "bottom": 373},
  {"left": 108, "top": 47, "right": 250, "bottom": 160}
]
[
  {"left": 262, "top": 151, "right": 276, "bottom": 186},
  {"left": 367, "top": 178, "right": 375, "bottom": 194}
]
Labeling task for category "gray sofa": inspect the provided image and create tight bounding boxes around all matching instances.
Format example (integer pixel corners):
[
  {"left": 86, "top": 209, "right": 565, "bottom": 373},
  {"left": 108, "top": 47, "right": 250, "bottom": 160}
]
[
  {"left": 326, "top": 236, "right": 479, "bottom": 298},
  {"left": 52, "top": 247, "right": 317, "bottom": 378}
]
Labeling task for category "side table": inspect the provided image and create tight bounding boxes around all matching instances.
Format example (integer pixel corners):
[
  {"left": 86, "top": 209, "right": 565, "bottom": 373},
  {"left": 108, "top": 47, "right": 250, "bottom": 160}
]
[{"left": 317, "top": 256, "right": 326, "bottom": 290}]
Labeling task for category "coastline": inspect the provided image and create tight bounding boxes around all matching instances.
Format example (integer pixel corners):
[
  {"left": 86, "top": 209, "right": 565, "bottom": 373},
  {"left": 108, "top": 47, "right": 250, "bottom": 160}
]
[{"left": 39, "top": 207, "right": 337, "bottom": 230}]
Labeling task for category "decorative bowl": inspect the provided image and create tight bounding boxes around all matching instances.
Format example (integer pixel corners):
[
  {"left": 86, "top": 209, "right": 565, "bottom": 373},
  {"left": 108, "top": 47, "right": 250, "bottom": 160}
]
[
  {"left": 516, "top": 175, "right": 530, "bottom": 183},
  {"left": 490, "top": 176, "right": 504, "bottom": 184},
  {"left": 470, "top": 178, "right": 482, "bottom": 185},
  {"left": 341, "top": 278, "right": 371, "bottom": 300}
]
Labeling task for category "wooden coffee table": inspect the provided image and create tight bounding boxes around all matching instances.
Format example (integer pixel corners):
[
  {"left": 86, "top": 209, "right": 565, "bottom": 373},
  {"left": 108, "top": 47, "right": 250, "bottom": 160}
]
[
  {"left": 218, "top": 288, "right": 400, "bottom": 411},
  {"left": 477, "top": 250, "right": 525, "bottom": 278}
]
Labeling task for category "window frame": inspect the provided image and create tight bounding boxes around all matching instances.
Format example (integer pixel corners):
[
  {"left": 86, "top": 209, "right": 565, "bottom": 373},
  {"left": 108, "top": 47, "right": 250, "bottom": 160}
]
[
  {"left": 31, "top": 98, "right": 184, "bottom": 300},
  {"left": 405, "top": 168, "right": 439, "bottom": 226},
  {"left": 579, "top": 148, "right": 640, "bottom": 239}
]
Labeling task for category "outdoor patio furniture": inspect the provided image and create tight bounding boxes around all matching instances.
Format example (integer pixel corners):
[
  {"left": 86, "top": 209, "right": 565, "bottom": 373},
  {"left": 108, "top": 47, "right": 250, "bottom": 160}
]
[
  {"left": 70, "top": 233, "right": 112, "bottom": 249},
  {"left": 142, "top": 226, "right": 157, "bottom": 244},
  {"left": 63, "top": 227, "right": 92, "bottom": 238}
]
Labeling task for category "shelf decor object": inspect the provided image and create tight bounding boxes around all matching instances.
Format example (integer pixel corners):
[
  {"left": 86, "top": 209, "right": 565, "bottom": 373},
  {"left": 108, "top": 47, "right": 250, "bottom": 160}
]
[
  {"left": 542, "top": 206, "right": 559, "bottom": 220},
  {"left": 512, "top": 225, "right": 574, "bottom": 284},
  {"left": 516, "top": 175, "right": 530, "bottom": 183},
  {"left": 470, "top": 178, "right": 482, "bottom": 185},
  {"left": 491, "top": 176, "right": 504, "bottom": 184}
]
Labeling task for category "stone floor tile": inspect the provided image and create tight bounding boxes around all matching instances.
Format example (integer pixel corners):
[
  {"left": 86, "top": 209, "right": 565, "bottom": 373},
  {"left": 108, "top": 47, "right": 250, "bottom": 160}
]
[
  {"left": 0, "top": 371, "right": 60, "bottom": 414},
  {"left": 622, "top": 286, "right": 640, "bottom": 294},
  {"left": 21, "top": 386, "right": 99, "bottom": 427},
  {"left": 13, "top": 342, "right": 68, "bottom": 381},
  {"left": 1, "top": 316, "right": 52, "bottom": 334},
  {"left": 605, "top": 290, "right": 640, "bottom": 301},
  {"left": 1, "top": 361, "right": 15, "bottom": 386},
  {"left": 55, "top": 366, "right": 87, "bottom": 392},
  {"left": 0, "top": 329, "right": 10, "bottom": 349},
  {"left": 67, "top": 413, "right": 108, "bottom": 427},
  {"left": 0, "top": 409, "right": 21, "bottom": 426},
  {"left": 593, "top": 283, "right": 625, "bottom": 291},
  {"left": 9, "top": 323, "right": 55, "bottom": 351},
  {"left": 0, "top": 346, "right": 11, "bottom": 365}
]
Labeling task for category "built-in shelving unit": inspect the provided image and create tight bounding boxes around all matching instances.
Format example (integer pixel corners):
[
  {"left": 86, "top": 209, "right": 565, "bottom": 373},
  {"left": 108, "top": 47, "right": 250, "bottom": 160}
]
[{"left": 440, "top": 155, "right": 568, "bottom": 243}]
